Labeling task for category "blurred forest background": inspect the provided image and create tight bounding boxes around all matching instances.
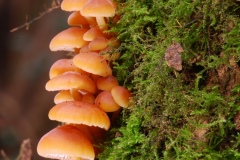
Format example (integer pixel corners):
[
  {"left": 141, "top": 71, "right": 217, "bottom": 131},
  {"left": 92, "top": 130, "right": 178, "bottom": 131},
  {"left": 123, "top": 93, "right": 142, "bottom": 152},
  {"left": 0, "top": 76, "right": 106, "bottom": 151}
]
[{"left": 0, "top": 0, "right": 70, "bottom": 159}]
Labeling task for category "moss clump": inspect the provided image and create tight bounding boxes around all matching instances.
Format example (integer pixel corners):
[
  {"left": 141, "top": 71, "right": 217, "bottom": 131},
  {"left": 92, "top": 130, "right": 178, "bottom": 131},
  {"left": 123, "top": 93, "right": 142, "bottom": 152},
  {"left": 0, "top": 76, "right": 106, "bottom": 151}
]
[{"left": 99, "top": 0, "right": 240, "bottom": 159}]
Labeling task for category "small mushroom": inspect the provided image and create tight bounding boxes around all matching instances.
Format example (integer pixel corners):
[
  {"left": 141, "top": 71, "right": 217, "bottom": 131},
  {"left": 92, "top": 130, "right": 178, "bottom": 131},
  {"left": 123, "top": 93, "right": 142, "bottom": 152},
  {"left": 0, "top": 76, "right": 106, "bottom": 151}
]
[
  {"left": 96, "top": 75, "right": 119, "bottom": 91},
  {"left": 88, "top": 37, "right": 109, "bottom": 51},
  {"left": 49, "top": 59, "right": 90, "bottom": 79},
  {"left": 111, "top": 86, "right": 131, "bottom": 108},
  {"left": 81, "top": 0, "right": 116, "bottom": 30},
  {"left": 49, "top": 27, "right": 88, "bottom": 52},
  {"left": 83, "top": 27, "right": 106, "bottom": 41},
  {"left": 73, "top": 52, "right": 112, "bottom": 77},
  {"left": 67, "top": 11, "right": 89, "bottom": 28},
  {"left": 95, "top": 90, "right": 120, "bottom": 112},
  {"left": 54, "top": 90, "right": 75, "bottom": 104}
]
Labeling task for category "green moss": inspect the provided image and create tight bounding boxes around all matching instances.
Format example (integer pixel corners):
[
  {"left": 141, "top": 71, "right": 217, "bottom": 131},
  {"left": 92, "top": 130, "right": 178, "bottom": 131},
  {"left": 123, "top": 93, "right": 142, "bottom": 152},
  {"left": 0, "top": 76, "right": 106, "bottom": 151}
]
[{"left": 99, "top": 0, "right": 240, "bottom": 159}]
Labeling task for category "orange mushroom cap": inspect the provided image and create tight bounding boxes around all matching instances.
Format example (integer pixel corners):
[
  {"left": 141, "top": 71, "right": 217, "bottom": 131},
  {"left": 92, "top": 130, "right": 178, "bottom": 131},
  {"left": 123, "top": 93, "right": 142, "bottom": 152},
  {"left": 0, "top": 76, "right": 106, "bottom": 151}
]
[
  {"left": 37, "top": 124, "right": 95, "bottom": 160},
  {"left": 81, "top": 0, "right": 115, "bottom": 17},
  {"left": 111, "top": 86, "right": 131, "bottom": 108},
  {"left": 49, "top": 27, "right": 88, "bottom": 52},
  {"left": 79, "top": 44, "right": 92, "bottom": 53},
  {"left": 61, "top": 0, "right": 88, "bottom": 11},
  {"left": 95, "top": 90, "right": 120, "bottom": 112},
  {"left": 97, "top": 75, "right": 119, "bottom": 91},
  {"left": 49, "top": 101, "right": 111, "bottom": 130},
  {"left": 88, "top": 37, "right": 109, "bottom": 51},
  {"left": 46, "top": 71, "right": 97, "bottom": 94},
  {"left": 83, "top": 27, "right": 106, "bottom": 41},
  {"left": 54, "top": 90, "right": 75, "bottom": 104},
  {"left": 67, "top": 11, "right": 89, "bottom": 28},
  {"left": 73, "top": 52, "right": 112, "bottom": 77},
  {"left": 49, "top": 59, "right": 90, "bottom": 79}
]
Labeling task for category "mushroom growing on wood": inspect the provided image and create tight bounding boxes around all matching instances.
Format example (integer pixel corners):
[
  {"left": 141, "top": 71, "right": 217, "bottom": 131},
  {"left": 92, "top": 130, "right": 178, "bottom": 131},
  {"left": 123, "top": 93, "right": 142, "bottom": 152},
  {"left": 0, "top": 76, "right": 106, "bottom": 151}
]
[
  {"left": 97, "top": 75, "right": 119, "bottom": 91},
  {"left": 54, "top": 90, "right": 75, "bottom": 104},
  {"left": 95, "top": 90, "right": 120, "bottom": 112},
  {"left": 49, "top": 27, "right": 88, "bottom": 52},
  {"left": 49, "top": 59, "right": 90, "bottom": 79},
  {"left": 68, "top": 11, "right": 90, "bottom": 28},
  {"left": 37, "top": 125, "right": 95, "bottom": 160},
  {"left": 73, "top": 52, "right": 112, "bottom": 77},
  {"left": 49, "top": 101, "right": 111, "bottom": 130},
  {"left": 46, "top": 71, "right": 97, "bottom": 94},
  {"left": 111, "top": 86, "right": 132, "bottom": 108},
  {"left": 81, "top": 0, "right": 116, "bottom": 30}
]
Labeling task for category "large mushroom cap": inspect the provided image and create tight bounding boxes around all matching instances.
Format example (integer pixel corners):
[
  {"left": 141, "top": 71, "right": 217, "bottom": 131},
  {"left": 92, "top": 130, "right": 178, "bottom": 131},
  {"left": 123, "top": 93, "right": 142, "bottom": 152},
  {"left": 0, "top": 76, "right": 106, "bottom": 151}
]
[
  {"left": 50, "top": 27, "right": 88, "bottom": 52},
  {"left": 46, "top": 71, "right": 97, "bottom": 94},
  {"left": 49, "top": 101, "right": 111, "bottom": 130},
  {"left": 37, "top": 125, "right": 95, "bottom": 160},
  {"left": 73, "top": 52, "right": 112, "bottom": 77},
  {"left": 81, "top": 0, "right": 115, "bottom": 17}
]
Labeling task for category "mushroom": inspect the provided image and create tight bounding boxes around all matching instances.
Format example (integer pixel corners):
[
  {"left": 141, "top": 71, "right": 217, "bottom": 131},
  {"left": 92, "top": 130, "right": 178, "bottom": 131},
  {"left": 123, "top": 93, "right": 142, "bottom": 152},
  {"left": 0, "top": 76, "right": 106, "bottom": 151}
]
[
  {"left": 83, "top": 27, "right": 106, "bottom": 41},
  {"left": 73, "top": 52, "right": 112, "bottom": 77},
  {"left": 37, "top": 124, "right": 95, "bottom": 160},
  {"left": 96, "top": 75, "right": 119, "bottom": 91},
  {"left": 88, "top": 37, "right": 109, "bottom": 51},
  {"left": 68, "top": 11, "right": 90, "bottom": 28},
  {"left": 81, "top": 0, "right": 116, "bottom": 30},
  {"left": 95, "top": 90, "right": 120, "bottom": 112},
  {"left": 61, "top": 0, "right": 88, "bottom": 11},
  {"left": 49, "top": 27, "right": 88, "bottom": 52},
  {"left": 49, "top": 59, "right": 90, "bottom": 79},
  {"left": 49, "top": 101, "right": 111, "bottom": 130},
  {"left": 111, "top": 86, "right": 131, "bottom": 108},
  {"left": 54, "top": 90, "right": 75, "bottom": 104},
  {"left": 46, "top": 71, "right": 97, "bottom": 94}
]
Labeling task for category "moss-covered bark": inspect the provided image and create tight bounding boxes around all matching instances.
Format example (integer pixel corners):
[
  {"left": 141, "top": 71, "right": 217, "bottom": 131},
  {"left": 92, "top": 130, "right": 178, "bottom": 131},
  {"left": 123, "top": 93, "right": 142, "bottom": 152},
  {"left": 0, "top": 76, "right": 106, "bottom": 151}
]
[{"left": 99, "top": 0, "right": 240, "bottom": 159}]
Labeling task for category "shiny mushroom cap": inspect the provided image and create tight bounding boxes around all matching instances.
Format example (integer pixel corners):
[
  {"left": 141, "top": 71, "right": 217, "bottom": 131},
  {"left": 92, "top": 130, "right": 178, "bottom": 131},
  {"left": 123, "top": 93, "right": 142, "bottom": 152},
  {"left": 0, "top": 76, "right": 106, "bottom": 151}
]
[
  {"left": 50, "top": 27, "right": 88, "bottom": 52},
  {"left": 37, "top": 125, "right": 95, "bottom": 160},
  {"left": 49, "top": 101, "right": 111, "bottom": 130},
  {"left": 49, "top": 59, "right": 90, "bottom": 79},
  {"left": 81, "top": 0, "right": 115, "bottom": 17},
  {"left": 95, "top": 90, "right": 120, "bottom": 112},
  {"left": 46, "top": 71, "right": 97, "bottom": 94},
  {"left": 111, "top": 86, "right": 131, "bottom": 108},
  {"left": 67, "top": 11, "right": 89, "bottom": 28},
  {"left": 96, "top": 75, "right": 119, "bottom": 91},
  {"left": 73, "top": 52, "right": 112, "bottom": 77}
]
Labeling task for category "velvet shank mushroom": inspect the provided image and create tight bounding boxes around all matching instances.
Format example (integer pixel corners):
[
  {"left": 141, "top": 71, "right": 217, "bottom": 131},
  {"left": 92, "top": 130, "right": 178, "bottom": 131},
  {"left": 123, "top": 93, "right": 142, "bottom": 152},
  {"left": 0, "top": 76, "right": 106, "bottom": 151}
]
[
  {"left": 37, "top": 125, "right": 95, "bottom": 160},
  {"left": 73, "top": 52, "right": 112, "bottom": 77},
  {"left": 49, "top": 101, "right": 111, "bottom": 130}
]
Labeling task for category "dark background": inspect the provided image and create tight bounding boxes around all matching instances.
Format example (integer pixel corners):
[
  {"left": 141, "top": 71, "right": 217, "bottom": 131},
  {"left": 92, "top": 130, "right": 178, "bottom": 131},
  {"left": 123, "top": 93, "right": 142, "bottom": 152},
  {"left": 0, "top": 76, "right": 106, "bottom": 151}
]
[{"left": 0, "top": 0, "right": 71, "bottom": 159}]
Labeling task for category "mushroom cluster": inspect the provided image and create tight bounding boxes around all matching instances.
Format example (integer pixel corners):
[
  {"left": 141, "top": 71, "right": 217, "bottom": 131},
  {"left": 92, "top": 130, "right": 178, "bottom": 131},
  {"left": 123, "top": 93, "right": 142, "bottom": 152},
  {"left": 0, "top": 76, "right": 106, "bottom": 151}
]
[{"left": 37, "top": 0, "right": 131, "bottom": 160}]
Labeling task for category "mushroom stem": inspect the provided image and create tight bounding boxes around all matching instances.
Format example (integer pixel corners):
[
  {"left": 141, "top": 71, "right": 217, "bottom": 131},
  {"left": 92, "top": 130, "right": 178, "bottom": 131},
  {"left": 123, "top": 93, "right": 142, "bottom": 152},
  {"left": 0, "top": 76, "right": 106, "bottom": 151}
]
[{"left": 96, "top": 17, "right": 108, "bottom": 31}]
